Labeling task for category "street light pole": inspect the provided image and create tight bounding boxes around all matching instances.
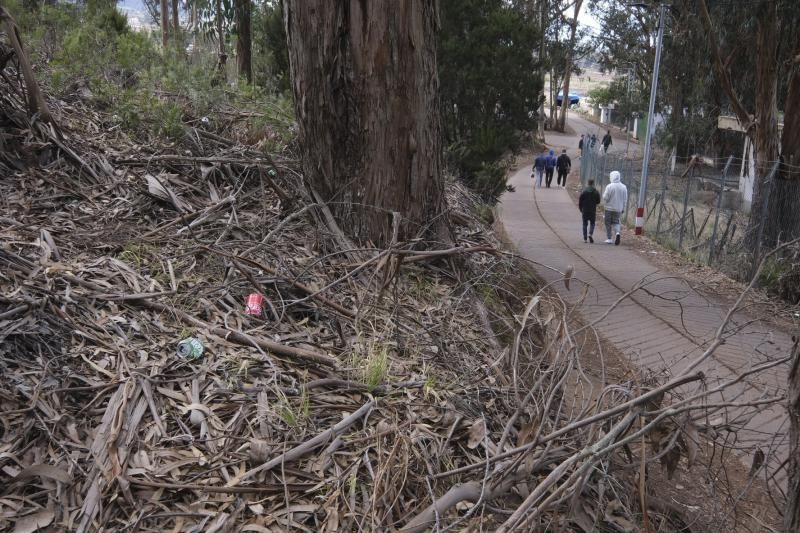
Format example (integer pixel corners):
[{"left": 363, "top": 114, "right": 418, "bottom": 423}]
[{"left": 634, "top": 2, "right": 667, "bottom": 236}]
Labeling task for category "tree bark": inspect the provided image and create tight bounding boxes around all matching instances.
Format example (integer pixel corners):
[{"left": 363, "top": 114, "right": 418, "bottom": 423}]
[
  {"left": 557, "top": 0, "right": 583, "bottom": 132},
  {"left": 171, "top": 0, "right": 179, "bottom": 37},
  {"left": 782, "top": 53, "right": 800, "bottom": 179},
  {"left": 785, "top": 341, "right": 800, "bottom": 533},
  {"left": 235, "top": 0, "right": 252, "bottom": 83},
  {"left": 160, "top": 0, "right": 169, "bottom": 47},
  {"left": 284, "top": 0, "right": 448, "bottom": 247},
  {"left": 0, "top": 7, "right": 52, "bottom": 123},
  {"left": 748, "top": 4, "right": 781, "bottom": 248},
  {"left": 216, "top": 0, "right": 227, "bottom": 71}
]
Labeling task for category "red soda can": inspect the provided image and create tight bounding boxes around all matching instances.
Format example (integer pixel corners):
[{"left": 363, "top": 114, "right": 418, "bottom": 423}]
[{"left": 245, "top": 293, "right": 264, "bottom": 316}]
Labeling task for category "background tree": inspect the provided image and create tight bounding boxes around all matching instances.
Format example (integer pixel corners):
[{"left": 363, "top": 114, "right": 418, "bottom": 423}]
[
  {"left": 284, "top": 0, "right": 447, "bottom": 247},
  {"left": 171, "top": 0, "right": 179, "bottom": 39},
  {"left": 160, "top": 0, "right": 169, "bottom": 47},
  {"left": 235, "top": 0, "right": 251, "bottom": 82},
  {"left": 438, "top": 0, "right": 542, "bottom": 201},
  {"left": 698, "top": 0, "right": 800, "bottom": 250},
  {"left": 254, "top": 0, "right": 288, "bottom": 92},
  {"left": 556, "top": 0, "right": 583, "bottom": 132},
  {"left": 788, "top": 343, "right": 800, "bottom": 532}
]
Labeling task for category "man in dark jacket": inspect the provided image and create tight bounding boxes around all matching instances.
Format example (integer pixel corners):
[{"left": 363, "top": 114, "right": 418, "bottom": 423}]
[
  {"left": 578, "top": 179, "right": 601, "bottom": 243},
  {"left": 556, "top": 149, "right": 571, "bottom": 188},
  {"left": 532, "top": 151, "right": 546, "bottom": 188},
  {"left": 602, "top": 130, "right": 613, "bottom": 152},
  {"left": 544, "top": 149, "right": 557, "bottom": 188}
]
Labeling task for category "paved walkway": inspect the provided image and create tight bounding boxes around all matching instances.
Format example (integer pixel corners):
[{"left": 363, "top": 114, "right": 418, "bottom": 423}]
[{"left": 499, "top": 116, "right": 793, "bottom": 471}]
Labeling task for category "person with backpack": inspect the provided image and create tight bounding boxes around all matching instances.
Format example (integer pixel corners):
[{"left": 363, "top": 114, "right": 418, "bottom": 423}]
[
  {"left": 602, "top": 170, "right": 628, "bottom": 245},
  {"left": 556, "top": 149, "right": 571, "bottom": 188},
  {"left": 544, "top": 149, "right": 557, "bottom": 188},
  {"left": 532, "top": 151, "right": 546, "bottom": 188},
  {"left": 578, "top": 179, "right": 601, "bottom": 243},
  {"left": 602, "top": 130, "right": 613, "bottom": 152}
]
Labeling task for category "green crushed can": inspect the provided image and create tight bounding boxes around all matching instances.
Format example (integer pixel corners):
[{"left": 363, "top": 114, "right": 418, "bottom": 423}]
[{"left": 177, "top": 337, "right": 204, "bottom": 360}]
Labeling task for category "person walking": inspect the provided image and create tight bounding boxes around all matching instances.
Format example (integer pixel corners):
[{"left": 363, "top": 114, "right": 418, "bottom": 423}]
[
  {"left": 556, "top": 149, "right": 571, "bottom": 188},
  {"left": 544, "top": 149, "right": 556, "bottom": 188},
  {"left": 578, "top": 134, "right": 584, "bottom": 151},
  {"left": 590, "top": 134, "right": 597, "bottom": 149},
  {"left": 602, "top": 170, "right": 628, "bottom": 245},
  {"left": 602, "top": 130, "right": 613, "bottom": 153},
  {"left": 579, "top": 179, "right": 601, "bottom": 243},
  {"left": 532, "top": 151, "right": 546, "bottom": 188}
]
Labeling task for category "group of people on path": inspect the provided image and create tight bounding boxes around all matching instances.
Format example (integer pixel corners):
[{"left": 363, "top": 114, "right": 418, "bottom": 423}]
[
  {"left": 579, "top": 130, "right": 613, "bottom": 153},
  {"left": 532, "top": 128, "right": 627, "bottom": 245},
  {"left": 578, "top": 171, "right": 627, "bottom": 245},
  {"left": 532, "top": 149, "right": 571, "bottom": 189}
]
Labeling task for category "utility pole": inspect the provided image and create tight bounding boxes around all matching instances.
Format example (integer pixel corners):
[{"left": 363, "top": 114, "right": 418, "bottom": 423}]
[{"left": 634, "top": 2, "right": 667, "bottom": 236}]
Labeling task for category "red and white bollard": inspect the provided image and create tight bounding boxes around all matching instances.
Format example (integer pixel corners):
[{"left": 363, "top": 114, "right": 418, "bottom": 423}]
[{"left": 634, "top": 207, "right": 645, "bottom": 235}]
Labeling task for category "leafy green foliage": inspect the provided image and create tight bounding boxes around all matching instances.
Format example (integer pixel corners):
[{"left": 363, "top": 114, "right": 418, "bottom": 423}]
[
  {"left": 439, "top": 0, "right": 543, "bottom": 203},
  {"left": 252, "top": 0, "right": 290, "bottom": 93},
  {"left": 588, "top": 86, "right": 613, "bottom": 107}
]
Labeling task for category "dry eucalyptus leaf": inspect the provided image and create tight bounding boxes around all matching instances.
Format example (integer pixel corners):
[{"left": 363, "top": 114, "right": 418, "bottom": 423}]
[
  {"left": 466, "top": 419, "right": 486, "bottom": 449},
  {"left": 14, "top": 508, "right": 55, "bottom": 533}
]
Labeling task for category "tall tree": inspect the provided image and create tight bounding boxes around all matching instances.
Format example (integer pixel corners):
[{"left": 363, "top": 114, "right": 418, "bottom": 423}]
[
  {"left": 284, "top": 0, "right": 447, "bottom": 247},
  {"left": 698, "top": 0, "right": 784, "bottom": 249},
  {"left": 787, "top": 342, "right": 800, "bottom": 532},
  {"left": 556, "top": 0, "right": 583, "bottom": 132},
  {"left": 171, "top": 0, "right": 179, "bottom": 37},
  {"left": 160, "top": 0, "right": 169, "bottom": 47},
  {"left": 215, "top": 0, "right": 226, "bottom": 69},
  {"left": 235, "top": 0, "right": 252, "bottom": 82}
]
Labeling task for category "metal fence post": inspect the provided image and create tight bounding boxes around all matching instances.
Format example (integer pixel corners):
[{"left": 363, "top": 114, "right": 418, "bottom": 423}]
[
  {"left": 708, "top": 155, "right": 734, "bottom": 265},
  {"left": 750, "top": 161, "right": 781, "bottom": 280},
  {"left": 678, "top": 159, "right": 694, "bottom": 251},
  {"left": 655, "top": 171, "right": 668, "bottom": 237},
  {"left": 622, "top": 158, "right": 633, "bottom": 224}
]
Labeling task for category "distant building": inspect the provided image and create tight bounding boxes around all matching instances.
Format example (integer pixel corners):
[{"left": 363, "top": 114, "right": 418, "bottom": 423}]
[{"left": 718, "top": 115, "right": 785, "bottom": 210}]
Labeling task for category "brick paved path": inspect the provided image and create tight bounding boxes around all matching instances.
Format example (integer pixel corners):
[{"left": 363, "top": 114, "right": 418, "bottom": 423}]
[{"left": 499, "top": 154, "right": 793, "bottom": 472}]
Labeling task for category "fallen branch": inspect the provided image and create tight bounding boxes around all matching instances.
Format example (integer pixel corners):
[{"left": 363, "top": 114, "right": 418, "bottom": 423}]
[
  {"left": 0, "top": 7, "right": 51, "bottom": 122},
  {"left": 126, "top": 477, "right": 313, "bottom": 494},
  {"left": 227, "top": 399, "right": 376, "bottom": 486}
]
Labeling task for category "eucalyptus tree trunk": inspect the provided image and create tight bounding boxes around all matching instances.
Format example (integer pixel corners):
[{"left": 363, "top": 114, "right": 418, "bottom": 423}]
[
  {"left": 557, "top": 0, "right": 583, "bottom": 132},
  {"left": 235, "top": 0, "right": 252, "bottom": 82},
  {"left": 698, "top": 0, "right": 781, "bottom": 250},
  {"left": 216, "top": 0, "right": 226, "bottom": 70},
  {"left": 786, "top": 342, "right": 800, "bottom": 532},
  {"left": 171, "top": 0, "right": 179, "bottom": 37},
  {"left": 160, "top": 0, "right": 169, "bottom": 47},
  {"left": 284, "top": 0, "right": 447, "bottom": 247}
]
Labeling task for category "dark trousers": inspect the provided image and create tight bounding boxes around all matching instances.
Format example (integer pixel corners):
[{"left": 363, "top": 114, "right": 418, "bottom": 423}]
[
  {"left": 557, "top": 169, "right": 568, "bottom": 186},
  {"left": 582, "top": 213, "right": 595, "bottom": 240},
  {"left": 545, "top": 168, "right": 554, "bottom": 187}
]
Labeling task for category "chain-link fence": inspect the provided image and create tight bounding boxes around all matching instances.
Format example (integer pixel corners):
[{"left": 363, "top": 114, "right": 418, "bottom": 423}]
[{"left": 578, "top": 138, "right": 784, "bottom": 282}]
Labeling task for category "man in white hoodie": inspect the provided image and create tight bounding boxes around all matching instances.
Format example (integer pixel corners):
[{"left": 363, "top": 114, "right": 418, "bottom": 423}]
[{"left": 601, "top": 170, "right": 627, "bottom": 245}]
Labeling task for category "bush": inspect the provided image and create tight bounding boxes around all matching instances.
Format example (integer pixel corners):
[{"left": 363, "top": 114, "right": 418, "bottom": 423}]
[{"left": 439, "top": 0, "right": 542, "bottom": 204}]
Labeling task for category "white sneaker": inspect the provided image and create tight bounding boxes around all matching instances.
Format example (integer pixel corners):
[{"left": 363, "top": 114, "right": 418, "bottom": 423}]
[{"left": 605, "top": 239, "right": 613, "bottom": 244}]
